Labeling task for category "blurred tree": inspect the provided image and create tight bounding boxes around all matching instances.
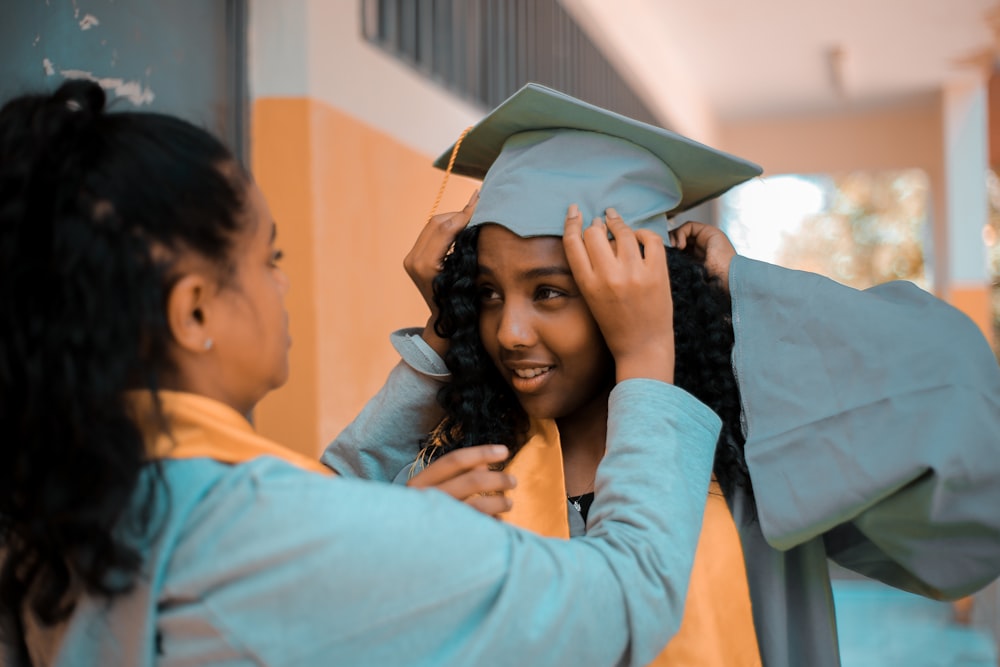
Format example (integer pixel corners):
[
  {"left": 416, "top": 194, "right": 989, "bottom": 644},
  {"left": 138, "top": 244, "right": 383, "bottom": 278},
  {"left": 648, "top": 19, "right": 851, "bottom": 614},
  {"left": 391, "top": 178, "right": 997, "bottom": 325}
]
[{"left": 774, "top": 170, "right": 928, "bottom": 290}]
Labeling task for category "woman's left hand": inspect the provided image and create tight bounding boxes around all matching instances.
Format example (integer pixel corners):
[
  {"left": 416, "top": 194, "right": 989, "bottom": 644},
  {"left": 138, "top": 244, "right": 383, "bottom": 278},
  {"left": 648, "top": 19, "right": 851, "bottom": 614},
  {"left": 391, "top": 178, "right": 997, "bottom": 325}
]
[
  {"left": 669, "top": 221, "right": 737, "bottom": 293},
  {"left": 403, "top": 189, "right": 479, "bottom": 356},
  {"left": 406, "top": 444, "right": 516, "bottom": 518},
  {"left": 563, "top": 205, "right": 675, "bottom": 384}
]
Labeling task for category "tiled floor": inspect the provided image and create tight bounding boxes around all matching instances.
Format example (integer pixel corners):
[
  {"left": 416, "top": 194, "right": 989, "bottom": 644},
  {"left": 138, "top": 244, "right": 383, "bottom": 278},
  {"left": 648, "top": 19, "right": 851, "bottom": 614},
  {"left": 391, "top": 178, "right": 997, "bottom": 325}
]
[{"left": 833, "top": 579, "right": 998, "bottom": 667}]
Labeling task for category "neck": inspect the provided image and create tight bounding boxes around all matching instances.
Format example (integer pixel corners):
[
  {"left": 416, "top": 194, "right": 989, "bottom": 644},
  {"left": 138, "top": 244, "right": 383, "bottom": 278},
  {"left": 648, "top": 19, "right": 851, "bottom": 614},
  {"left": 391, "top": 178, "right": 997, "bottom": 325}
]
[
  {"left": 556, "top": 385, "right": 611, "bottom": 496},
  {"left": 160, "top": 360, "right": 256, "bottom": 419}
]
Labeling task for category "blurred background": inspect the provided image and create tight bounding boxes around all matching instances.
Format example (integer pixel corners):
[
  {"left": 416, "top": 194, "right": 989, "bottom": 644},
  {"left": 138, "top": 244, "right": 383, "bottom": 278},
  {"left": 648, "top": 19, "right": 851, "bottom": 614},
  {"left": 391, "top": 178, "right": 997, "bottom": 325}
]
[{"left": 2, "top": 1, "right": 998, "bottom": 664}]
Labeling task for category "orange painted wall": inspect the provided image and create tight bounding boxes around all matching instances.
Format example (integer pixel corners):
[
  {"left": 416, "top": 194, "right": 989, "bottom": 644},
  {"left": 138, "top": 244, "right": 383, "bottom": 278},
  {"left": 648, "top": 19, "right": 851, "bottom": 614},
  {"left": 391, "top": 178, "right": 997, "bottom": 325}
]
[
  {"left": 251, "top": 96, "right": 477, "bottom": 457},
  {"left": 720, "top": 99, "right": 944, "bottom": 175},
  {"left": 250, "top": 98, "right": 319, "bottom": 458},
  {"left": 950, "top": 285, "right": 995, "bottom": 348}
]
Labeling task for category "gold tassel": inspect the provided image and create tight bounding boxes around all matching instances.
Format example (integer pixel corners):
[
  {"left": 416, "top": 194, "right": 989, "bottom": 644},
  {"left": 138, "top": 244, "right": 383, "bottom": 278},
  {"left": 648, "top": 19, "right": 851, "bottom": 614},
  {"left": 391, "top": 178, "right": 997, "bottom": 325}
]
[{"left": 426, "top": 125, "right": 473, "bottom": 221}]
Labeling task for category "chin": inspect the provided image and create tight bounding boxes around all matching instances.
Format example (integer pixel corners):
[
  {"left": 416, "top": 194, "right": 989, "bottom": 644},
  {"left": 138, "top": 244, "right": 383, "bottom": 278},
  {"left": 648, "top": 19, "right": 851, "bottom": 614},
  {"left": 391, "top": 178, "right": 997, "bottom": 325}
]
[
  {"left": 518, "top": 399, "right": 564, "bottom": 422},
  {"left": 275, "top": 370, "right": 290, "bottom": 389}
]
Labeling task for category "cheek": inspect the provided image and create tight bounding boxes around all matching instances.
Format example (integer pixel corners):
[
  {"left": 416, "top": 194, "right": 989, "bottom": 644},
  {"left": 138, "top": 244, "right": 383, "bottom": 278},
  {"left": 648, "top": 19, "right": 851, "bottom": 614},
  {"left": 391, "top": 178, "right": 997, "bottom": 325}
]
[
  {"left": 479, "top": 311, "right": 502, "bottom": 362},
  {"left": 258, "top": 273, "right": 286, "bottom": 316},
  {"left": 563, "top": 317, "right": 612, "bottom": 375}
]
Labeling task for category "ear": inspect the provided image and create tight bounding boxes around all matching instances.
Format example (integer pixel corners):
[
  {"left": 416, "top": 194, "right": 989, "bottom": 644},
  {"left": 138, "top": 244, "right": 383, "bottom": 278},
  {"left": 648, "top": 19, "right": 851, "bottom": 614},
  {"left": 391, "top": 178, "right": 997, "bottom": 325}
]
[{"left": 166, "top": 273, "right": 214, "bottom": 354}]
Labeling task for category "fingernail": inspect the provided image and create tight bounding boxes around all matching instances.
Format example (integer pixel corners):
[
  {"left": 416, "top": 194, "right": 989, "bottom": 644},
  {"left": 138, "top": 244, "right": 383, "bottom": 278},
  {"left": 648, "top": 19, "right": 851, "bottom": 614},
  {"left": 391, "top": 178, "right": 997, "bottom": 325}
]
[
  {"left": 568, "top": 203, "right": 579, "bottom": 218},
  {"left": 606, "top": 207, "right": 619, "bottom": 218},
  {"left": 506, "top": 474, "right": 517, "bottom": 488},
  {"left": 492, "top": 445, "right": 509, "bottom": 457}
]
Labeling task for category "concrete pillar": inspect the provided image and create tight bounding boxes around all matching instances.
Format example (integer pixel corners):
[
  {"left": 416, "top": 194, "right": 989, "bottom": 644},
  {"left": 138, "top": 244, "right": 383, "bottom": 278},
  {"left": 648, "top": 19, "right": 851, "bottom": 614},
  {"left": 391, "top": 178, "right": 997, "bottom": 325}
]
[{"left": 937, "top": 75, "right": 993, "bottom": 347}]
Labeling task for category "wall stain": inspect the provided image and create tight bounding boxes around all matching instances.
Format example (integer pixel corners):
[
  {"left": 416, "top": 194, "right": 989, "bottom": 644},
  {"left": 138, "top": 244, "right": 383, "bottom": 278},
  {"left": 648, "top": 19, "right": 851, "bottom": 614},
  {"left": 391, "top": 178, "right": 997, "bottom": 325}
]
[{"left": 79, "top": 14, "right": 100, "bottom": 31}]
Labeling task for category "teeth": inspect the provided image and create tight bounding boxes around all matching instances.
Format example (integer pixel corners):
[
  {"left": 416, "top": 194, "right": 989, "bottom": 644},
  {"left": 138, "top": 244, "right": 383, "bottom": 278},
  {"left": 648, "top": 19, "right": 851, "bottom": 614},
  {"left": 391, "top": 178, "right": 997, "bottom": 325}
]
[{"left": 513, "top": 367, "right": 551, "bottom": 379}]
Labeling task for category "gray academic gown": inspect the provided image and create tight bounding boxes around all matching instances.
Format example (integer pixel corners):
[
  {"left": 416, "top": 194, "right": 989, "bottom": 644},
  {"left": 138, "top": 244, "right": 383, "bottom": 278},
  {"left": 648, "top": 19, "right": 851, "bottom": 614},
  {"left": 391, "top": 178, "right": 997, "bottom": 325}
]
[{"left": 323, "top": 255, "right": 1000, "bottom": 667}]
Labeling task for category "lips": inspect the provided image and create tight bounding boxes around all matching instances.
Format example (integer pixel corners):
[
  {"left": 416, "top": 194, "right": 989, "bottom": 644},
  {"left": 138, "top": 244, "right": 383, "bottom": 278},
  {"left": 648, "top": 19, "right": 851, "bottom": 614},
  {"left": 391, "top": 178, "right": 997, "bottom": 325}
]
[
  {"left": 513, "top": 366, "right": 553, "bottom": 379},
  {"left": 506, "top": 364, "right": 555, "bottom": 394}
]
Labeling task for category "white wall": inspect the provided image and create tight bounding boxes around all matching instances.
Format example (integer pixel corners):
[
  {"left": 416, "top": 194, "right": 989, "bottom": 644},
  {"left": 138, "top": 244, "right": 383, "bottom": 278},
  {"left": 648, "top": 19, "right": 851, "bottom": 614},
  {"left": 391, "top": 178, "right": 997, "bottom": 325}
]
[{"left": 250, "top": 0, "right": 484, "bottom": 157}]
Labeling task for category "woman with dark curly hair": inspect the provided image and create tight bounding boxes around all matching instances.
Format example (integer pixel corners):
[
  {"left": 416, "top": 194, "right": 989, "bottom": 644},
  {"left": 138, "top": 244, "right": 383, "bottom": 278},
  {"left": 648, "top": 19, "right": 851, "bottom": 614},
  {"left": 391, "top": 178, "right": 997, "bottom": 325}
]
[
  {"left": 0, "top": 80, "right": 728, "bottom": 666},
  {"left": 429, "top": 222, "right": 746, "bottom": 494},
  {"left": 325, "top": 83, "right": 1000, "bottom": 667},
  {"left": 425, "top": 217, "right": 757, "bottom": 667}
]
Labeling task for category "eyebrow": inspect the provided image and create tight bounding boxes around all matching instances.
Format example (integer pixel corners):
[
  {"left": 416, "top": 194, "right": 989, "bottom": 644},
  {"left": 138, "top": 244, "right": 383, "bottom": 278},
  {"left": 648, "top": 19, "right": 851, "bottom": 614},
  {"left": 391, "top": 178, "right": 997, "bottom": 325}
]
[
  {"left": 478, "top": 265, "right": 573, "bottom": 280},
  {"left": 270, "top": 221, "right": 277, "bottom": 243}
]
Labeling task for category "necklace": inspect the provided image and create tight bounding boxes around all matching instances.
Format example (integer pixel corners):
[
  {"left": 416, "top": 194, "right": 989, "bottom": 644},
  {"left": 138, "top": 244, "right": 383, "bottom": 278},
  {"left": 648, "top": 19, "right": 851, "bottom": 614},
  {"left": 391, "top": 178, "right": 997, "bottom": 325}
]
[{"left": 567, "top": 491, "right": 594, "bottom": 513}]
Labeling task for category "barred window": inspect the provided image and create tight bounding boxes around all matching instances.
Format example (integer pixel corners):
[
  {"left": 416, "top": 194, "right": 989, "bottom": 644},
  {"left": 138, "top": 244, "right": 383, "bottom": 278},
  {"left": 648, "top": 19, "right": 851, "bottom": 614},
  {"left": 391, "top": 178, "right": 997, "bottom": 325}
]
[{"left": 361, "top": 0, "right": 660, "bottom": 124}]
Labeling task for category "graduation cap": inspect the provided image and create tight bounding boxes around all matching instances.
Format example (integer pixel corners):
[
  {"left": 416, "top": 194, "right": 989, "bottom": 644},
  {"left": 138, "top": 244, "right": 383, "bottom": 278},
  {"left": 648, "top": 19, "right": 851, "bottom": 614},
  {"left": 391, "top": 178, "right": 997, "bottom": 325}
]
[{"left": 433, "top": 83, "right": 762, "bottom": 240}]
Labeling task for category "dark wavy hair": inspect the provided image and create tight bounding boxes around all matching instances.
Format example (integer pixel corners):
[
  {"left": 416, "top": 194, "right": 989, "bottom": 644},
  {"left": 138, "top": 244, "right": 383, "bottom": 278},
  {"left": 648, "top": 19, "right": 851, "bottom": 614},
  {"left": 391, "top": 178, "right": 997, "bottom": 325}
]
[
  {"left": 428, "top": 224, "right": 752, "bottom": 500},
  {"left": 0, "top": 80, "right": 247, "bottom": 632}
]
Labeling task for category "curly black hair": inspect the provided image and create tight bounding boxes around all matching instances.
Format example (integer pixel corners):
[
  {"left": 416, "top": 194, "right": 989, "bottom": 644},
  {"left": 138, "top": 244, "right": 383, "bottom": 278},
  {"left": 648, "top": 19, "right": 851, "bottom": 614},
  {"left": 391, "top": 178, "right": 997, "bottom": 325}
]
[
  {"left": 0, "top": 80, "right": 247, "bottom": 630},
  {"left": 427, "top": 224, "right": 752, "bottom": 501}
]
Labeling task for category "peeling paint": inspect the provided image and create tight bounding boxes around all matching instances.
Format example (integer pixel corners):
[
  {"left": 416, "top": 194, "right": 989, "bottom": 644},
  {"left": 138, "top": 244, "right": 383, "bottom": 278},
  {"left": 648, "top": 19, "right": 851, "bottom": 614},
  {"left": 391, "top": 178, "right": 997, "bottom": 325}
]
[
  {"left": 42, "top": 58, "right": 55, "bottom": 76},
  {"left": 79, "top": 14, "right": 100, "bottom": 31},
  {"left": 59, "top": 69, "right": 155, "bottom": 106}
]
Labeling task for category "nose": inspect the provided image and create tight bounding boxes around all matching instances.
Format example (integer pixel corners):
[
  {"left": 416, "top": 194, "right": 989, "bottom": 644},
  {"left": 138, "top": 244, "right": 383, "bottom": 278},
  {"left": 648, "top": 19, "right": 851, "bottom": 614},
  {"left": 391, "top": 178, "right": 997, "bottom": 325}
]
[
  {"left": 276, "top": 266, "right": 290, "bottom": 295},
  {"left": 495, "top": 299, "right": 537, "bottom": 350}
]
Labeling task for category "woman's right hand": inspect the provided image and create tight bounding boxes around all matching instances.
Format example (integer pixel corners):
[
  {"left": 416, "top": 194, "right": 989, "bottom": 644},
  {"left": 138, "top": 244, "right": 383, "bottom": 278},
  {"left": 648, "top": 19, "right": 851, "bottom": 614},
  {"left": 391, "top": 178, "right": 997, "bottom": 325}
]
[
  {"left": 406, "top": 444, "right": 516, "bottom": 518},
  {"left": 403, "top": 189, "right": 479, "bottom": 356},
  {"left": 563, "top": 205, "right": 675, "bottom": 385}
]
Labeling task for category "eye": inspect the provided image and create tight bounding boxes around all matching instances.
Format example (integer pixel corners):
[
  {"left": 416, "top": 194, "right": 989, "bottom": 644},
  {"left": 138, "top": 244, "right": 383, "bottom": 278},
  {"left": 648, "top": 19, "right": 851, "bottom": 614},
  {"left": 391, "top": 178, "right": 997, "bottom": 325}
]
[
  {"left": 269, "top": 248, "right": 284, "bottom": 266},
  {"left": 478, "top": 285, "right": 501, "bottom": 303},
  {"left": 536, "top": 287, "right": 565, "bottom": 301}
]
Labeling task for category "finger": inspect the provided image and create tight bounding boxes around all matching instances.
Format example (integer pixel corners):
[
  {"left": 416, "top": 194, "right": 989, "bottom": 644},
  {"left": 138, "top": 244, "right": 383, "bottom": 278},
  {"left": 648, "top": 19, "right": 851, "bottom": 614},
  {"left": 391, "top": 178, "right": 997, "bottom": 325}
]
[
  {"left": 582, "top": 215, "right": 626, "bottom": 276},
  {"left": 563, "top": 204, "right": 594, "bottom": 279},
  {"left": 436, "top": 469, "right": 517, "bottom": 500},
  {"left": 635, "top": 229, "right": 667, "bottom": 266},
  {"left": 426, "top": 189, "right": 478, "bottom": 225},
  {"left": 463, "top": 188, "right": 480, "bottom": 213},
  {"left": 670, "top": 222, "right": 710, "bottom": 260},
  {"left": 466, "top": 493, "right": 513, "bottom": 517},
  {"left": 669, "top": 228, "right": 686, "bottom": 250},
  {"left": 669, "top": 222, "right": 696, "bottom": 250},
  {"left": 604, "top": 208, "right": 641, "bottom": 261},
  {"left": 406, "top": 213, "right": 461, "bottom": 272},
  {"left": 422, "top": 190, "right": 479, "bottom": 247},
  {"left": 407, "top": 445, "right": 509, "bottom": 489}
]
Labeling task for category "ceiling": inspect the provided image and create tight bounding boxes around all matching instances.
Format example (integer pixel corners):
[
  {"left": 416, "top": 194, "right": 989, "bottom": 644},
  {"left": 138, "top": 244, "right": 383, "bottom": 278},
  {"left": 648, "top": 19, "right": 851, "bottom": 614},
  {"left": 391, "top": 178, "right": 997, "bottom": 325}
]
[{"left": 566, "top": 0, "right": 999, "bottom": 133}]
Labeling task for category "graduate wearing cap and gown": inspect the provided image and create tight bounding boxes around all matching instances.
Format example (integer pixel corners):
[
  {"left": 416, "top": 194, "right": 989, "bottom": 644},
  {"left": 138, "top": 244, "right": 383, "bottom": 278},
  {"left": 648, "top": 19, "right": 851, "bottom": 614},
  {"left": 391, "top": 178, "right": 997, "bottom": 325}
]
[{"left": 323, "top": 84, "right": 1000, "bottom": 667}]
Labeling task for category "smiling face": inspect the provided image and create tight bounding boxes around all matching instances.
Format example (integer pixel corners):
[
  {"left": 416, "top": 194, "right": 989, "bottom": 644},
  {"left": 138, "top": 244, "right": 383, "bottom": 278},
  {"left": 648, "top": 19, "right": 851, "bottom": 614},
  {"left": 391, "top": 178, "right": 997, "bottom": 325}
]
[{"left": 476, "top": 224, "right": 614, "bottom": 423}]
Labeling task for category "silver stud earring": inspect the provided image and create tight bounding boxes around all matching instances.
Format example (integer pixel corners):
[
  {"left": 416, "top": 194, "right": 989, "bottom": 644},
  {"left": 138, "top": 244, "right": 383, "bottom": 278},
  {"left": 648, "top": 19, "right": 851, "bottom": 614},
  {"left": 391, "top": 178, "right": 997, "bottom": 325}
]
[{"left": 204, "top": 338, "right": 213, "bottom": 351}]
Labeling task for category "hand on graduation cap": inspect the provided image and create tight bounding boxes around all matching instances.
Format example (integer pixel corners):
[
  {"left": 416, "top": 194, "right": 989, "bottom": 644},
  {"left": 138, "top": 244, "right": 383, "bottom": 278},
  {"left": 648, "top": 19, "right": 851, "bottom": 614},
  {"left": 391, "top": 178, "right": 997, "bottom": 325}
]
[
  {"left": 669, "top": 221, "right": 736, "bottom": 293},
  {"left": 406, "top": 444, "right": 516, "bottom": 518},
  {"left": 563, "top": 205, "right": 675, "bottom": 385},
  {"left": 404, "top": 189, "right": 479, "bottom": 356}
]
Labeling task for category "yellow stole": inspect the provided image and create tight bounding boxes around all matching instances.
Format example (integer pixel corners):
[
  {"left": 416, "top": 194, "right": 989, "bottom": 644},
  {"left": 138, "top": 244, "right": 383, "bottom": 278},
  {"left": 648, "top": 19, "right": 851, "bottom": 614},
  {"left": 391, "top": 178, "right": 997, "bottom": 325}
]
[
  {"left": 503, "top": 420, "right": 762, "bottom": 667},
  {"left": 130, "top": 390, "right": 332, "bottom": 475},
  {"left": 135, "top": 391, "right": 760, "bottom": 664}
]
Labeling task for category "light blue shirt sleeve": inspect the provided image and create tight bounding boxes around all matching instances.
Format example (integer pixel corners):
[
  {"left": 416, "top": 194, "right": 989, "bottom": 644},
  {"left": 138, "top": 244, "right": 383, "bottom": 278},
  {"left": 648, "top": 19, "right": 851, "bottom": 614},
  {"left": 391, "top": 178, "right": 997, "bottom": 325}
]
[
  {"left": 158, "top": 380, "right": 720, "bottom": 667},
  {"left": 321, "top": 328, "right": 447, "bottom": 481}
]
